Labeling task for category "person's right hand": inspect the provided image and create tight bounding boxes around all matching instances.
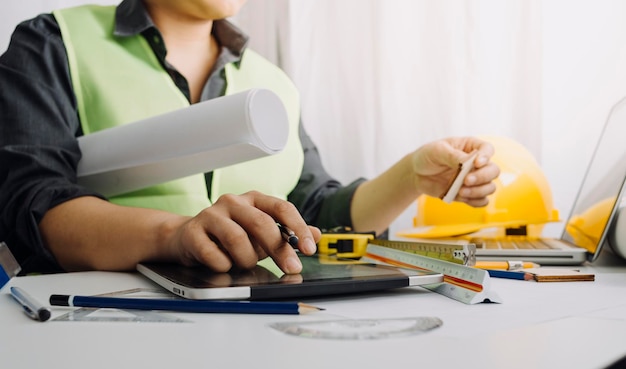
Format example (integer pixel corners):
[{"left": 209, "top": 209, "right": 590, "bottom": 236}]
[
  {"left": 410, "top": 136, "right": 499, "bottom": 207},
  {"left": 166, "top": 191, "right": 321, "bottom": 274}
]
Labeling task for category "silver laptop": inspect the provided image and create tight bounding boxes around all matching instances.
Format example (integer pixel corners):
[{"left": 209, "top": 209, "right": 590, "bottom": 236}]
[{"left": 472, "top": 97, "right": 626, "bottom": 265}]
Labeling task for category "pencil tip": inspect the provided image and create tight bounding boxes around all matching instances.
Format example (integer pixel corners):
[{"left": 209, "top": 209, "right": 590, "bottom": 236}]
[{"left": 297, "top": 303, "right": 324, "bottom": 313}]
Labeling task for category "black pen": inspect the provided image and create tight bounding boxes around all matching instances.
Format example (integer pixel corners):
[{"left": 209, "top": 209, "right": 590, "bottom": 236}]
[
  {"left": 10, "top": 286, "right": 51, "bottom": 322},
  {"left": 277, "top": 223, "right": 299, "bottom": 248}
]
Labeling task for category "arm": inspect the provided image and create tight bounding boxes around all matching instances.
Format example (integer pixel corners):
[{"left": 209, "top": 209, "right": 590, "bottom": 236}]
[
  {"left": 39, "top": 197, "right": 180, "bottom": 271},
  {"left": 289, "top": 128, "right": 498, "bottom": 236},
  {"left": 350, "top": 137, "right": 500, "bottom": 235},
  {"left": 40, "top": 193, "right": 319, "bottom": 274}
]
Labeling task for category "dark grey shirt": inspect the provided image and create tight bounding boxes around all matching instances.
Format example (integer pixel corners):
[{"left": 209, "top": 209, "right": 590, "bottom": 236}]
[{"left": 0, "top": 0, "right": 364, "bottom": 274}]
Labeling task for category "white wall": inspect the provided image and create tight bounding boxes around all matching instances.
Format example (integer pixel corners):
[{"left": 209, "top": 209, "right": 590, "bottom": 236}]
[{"left": 540, "top": 0, "right": 626, "bottom": 236}]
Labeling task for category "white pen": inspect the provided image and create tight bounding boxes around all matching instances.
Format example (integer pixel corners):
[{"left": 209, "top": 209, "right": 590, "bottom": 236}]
[{"left": 10, "top": 286, "right": 51, "bottom": 322}]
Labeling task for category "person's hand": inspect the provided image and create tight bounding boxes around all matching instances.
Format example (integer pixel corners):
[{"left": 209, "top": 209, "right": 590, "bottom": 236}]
[
  {"left": 166, "top": 191, "right": 321, "bottom": 274},
  {"left": 411, "top": 137, "right": 499, "bottom": 207}
]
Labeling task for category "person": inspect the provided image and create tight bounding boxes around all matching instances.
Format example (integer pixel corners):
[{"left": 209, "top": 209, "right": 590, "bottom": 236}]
[{"left": 0, "top": 0, "right": 499, "bottom": 276}]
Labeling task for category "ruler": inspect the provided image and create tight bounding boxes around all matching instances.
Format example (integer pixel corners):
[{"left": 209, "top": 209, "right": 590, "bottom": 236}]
[
  {"left": 53, "top": 307, "right": 189, "bottom": 323},
  {"left": 363, "top": 244, "right": 501, "bottom": 304},
  {"left": 369, "top": 239, "right": 476, "bottom": 266}
]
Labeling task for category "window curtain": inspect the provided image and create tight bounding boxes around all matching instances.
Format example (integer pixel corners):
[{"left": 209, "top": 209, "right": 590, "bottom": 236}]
[
  {"left": 239, "top": 0, "right": 542, "bottom": 179},
  {"left": 236, "top": 0, "right": 543, "bottom": 233}
]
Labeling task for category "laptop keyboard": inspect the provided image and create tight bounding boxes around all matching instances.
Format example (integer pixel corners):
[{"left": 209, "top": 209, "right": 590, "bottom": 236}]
[{"left": 470, "top": 237, "right": 558, "bottom": 250}]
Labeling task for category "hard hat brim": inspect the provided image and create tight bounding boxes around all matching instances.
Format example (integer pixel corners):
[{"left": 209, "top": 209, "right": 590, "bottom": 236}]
[{"left": 397, "top": 223, "right": 486, "bottom": 239}]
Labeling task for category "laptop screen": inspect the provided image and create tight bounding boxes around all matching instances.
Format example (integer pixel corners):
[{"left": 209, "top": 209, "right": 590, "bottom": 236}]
[{"left": 561, "top": 97, "right": 626, "bottom": 261}]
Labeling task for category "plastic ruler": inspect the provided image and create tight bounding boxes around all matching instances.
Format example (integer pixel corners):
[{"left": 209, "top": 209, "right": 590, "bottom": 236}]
[
  {"left": 53, "top": 306, "right": 189, "bottom": 323},
  {"left": 363, "top": 244, "right": 501, "bottom": 304},
  {"left": 368, "top": 239, "right": 476, "bottom": 265}
]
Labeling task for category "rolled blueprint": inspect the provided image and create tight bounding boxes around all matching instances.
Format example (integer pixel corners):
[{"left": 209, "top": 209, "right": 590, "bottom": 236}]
[{"left": 77, "top": 88, "right": 288, "bottom": 197}]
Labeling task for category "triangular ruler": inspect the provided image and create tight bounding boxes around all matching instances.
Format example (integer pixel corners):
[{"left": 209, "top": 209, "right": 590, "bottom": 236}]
[{"left": 363, "top": 244, "right": 502, "bottom": 304}]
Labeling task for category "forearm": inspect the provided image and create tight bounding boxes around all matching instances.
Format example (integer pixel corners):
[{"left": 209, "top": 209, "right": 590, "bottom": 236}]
[
  {"left": 350, "top": 153, "right": 419, "bottom": 235},
  {"left": 39, "top": 196, "right": 188, "bottom": 272},
  {"left": 350, "top": 137, "right": 499, "bottom": 235}
]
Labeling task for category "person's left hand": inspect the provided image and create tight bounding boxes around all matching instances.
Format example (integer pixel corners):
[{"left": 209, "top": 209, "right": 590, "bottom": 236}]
[{"left": 411, "top": 136, "right": 499, "bottom": 207}]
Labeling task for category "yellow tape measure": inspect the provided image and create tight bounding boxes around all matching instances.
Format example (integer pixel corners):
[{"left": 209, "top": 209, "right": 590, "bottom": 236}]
[
  {"left": 317, "top": 233, "right": 475, "bottom": 266},
  {"left": 317, "top": 232, "right": 375, "bottom": 259},
  {"left": 369, "top": 239, "right": 476, "bottom": 266}
]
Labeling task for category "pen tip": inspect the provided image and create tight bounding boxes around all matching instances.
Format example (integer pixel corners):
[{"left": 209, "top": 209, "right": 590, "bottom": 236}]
[
  {"left": 288, "top": 235, "right": 299, "bottom": 248},
  {"left": 38, "top": 309, "right": 51, "bottom": 322}
]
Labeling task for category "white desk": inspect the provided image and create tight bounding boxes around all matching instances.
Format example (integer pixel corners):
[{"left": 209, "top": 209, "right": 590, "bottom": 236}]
[{"left": 2, "top": 250, "right": 626, "bottom": 369}]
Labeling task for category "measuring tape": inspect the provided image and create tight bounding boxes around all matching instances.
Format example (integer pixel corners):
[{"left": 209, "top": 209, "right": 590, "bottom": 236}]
[
  {"left": 317, "top": 232, "right": 375, "bottom": 258},
  {"left": 318, "top": 233, "right": 475, "bottom": 266},
  {"left": 369, "top": 239, "right": 475, "bottom": 265},
  {"left": 363, "top": 244, "right": 501, "bottom": 304}
]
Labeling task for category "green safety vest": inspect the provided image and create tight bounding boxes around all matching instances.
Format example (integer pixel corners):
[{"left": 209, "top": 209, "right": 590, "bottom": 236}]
[{"left": 53, "top": 5, "right": 304, "bottom": 216}]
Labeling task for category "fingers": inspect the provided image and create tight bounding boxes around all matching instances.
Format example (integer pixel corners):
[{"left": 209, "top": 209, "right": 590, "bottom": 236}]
[
  {"left": 417, "top": 137, "right": 498, "bottom": 207},
  {"left": 457, "top": 160, "right": 499, "bottom": 206},
  {"left": 470, "top": 140, "right": 494, "bottom": 169},
  {"left": 457, "top": 181, "right": 497, "bottom": 205},
  {"left": 445, "top": 137, "right": 494, "bottom": 169},
  {"left": 413, "top": 137, "right": 499, "bottom": 199},
  {"left": 175, "top": 215, "right": 237, "bottom": 273},
  {"left": 236, "top": 192, "right": 319, "bottom": 272},
  {"left": 415, "top": 137, "right": 494, "bottom": 178},
  {"left": 198, "top": 214, "right": 262, "bottom": 270},
  {"left": 179, "top": 191, "right": 320, "bottom": 275},
  {"left": 464, "top": 160, "right": 500, "bottom": 187}
]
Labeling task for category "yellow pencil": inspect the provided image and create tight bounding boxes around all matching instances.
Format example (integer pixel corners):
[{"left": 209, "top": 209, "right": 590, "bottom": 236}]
[{"left": 474, "top": 260, "right": 539, "bottom": 270}]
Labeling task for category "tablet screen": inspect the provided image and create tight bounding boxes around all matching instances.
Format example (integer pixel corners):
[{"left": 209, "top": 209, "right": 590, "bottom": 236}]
[
  {"left": 142, "top": 255, "right": 431, "bottom": 287},
  {"left": 137, "top": 254, "right": 442, "bottom": 300}
]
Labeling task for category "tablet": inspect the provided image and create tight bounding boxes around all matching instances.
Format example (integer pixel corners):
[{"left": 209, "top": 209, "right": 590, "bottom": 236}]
[{"left": 137, "top": 254, "right": 443, "bottom": 300}]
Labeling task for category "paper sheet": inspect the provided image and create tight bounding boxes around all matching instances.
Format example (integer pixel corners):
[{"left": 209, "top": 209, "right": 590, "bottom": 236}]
[{"left": 77, "top": 89, "right": 288, "bottom": 197}]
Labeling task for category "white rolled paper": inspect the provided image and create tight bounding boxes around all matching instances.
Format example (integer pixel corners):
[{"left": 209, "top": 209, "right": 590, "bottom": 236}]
[{"left": 77, "top": 88, "right": 289, "bottom": 197}]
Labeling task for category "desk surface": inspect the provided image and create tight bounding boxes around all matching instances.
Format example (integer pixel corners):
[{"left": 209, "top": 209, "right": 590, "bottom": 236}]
[{"left": 2, "top": 250, "right": 626, "bottom": 369}]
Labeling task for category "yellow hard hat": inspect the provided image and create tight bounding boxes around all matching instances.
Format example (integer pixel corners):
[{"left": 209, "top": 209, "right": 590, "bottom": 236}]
[
  {"left": 398, "top": 135, "right": 560, "bottom": 239},
  {"left": 565, "top": 197, "right": 614, "bottom": 253}
]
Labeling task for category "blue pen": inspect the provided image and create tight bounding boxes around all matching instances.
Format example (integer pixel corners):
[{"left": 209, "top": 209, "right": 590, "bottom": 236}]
[
  {"left": 49, "top": 294, "right": 322, "bottom": 315},
  {"left": 11, "top": 287, "right": 52, "bottom": 322},
  {"left": 486, "top": 269, "right": 534, "bottom": 281}
]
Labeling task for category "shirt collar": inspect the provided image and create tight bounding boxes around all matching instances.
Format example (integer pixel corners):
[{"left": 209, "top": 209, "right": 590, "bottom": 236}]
[{"left": 113, "top": 0, "right": 249, "bottom": 59}]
